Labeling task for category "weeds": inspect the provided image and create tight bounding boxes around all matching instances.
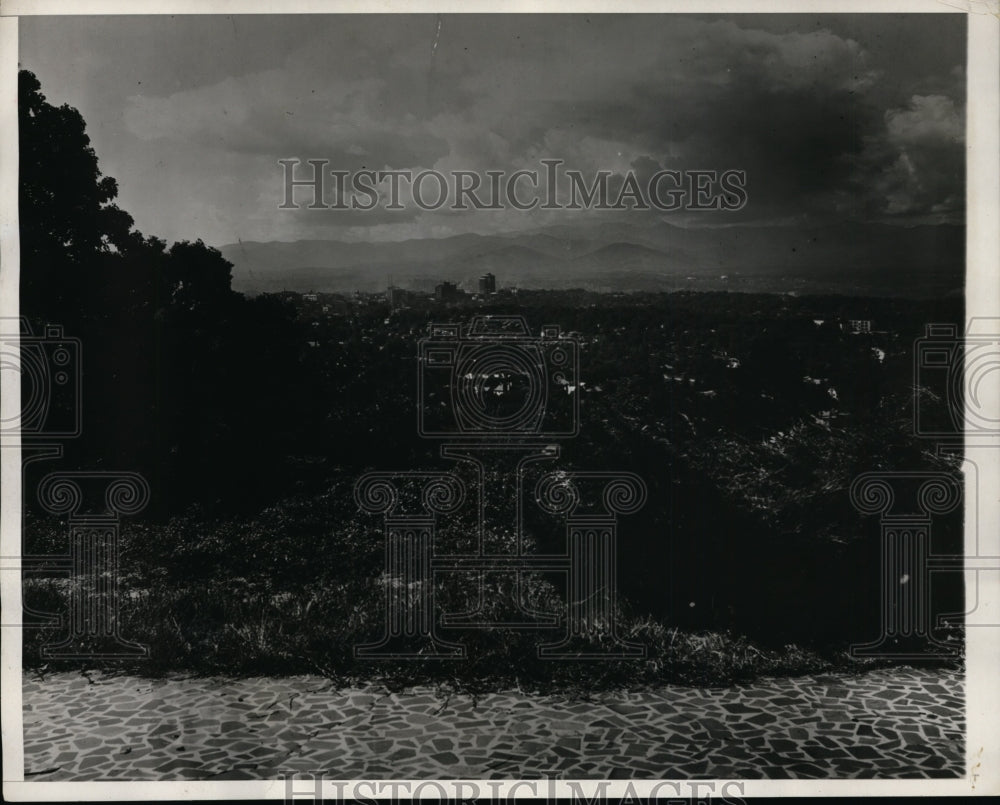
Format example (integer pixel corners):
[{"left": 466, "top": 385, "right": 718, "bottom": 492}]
[{"left": 19, "top": 477, "right": 963, "bottom": 693}]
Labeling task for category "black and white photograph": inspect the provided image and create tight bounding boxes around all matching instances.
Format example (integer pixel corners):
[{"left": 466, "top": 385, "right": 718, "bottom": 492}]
[{"left": 1, "top": 2, "right": 998, "bottom": 800}]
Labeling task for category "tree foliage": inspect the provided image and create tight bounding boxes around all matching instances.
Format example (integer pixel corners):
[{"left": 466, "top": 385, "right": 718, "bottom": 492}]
[{"left": 19, "top": 70, "right": 137, "bottom": 318}]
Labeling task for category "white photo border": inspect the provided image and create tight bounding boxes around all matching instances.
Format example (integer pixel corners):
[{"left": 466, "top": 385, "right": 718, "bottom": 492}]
[{"left": 1, "top": 1, "right": 997, "bottom": 799}]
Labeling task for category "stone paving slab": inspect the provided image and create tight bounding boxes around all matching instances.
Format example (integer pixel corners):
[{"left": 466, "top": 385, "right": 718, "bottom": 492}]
[{"left": 21, "top": 667, "right": 963, "bottom": 780}]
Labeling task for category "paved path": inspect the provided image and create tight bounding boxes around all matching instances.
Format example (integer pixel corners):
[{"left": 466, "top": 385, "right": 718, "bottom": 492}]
[{"left": 21, "top": 667, "right": 963, "bottom": 780}]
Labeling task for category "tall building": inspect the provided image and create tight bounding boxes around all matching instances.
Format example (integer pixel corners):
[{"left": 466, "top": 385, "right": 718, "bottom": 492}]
[
  {"left": 386, "top": 276, "right": 412, "bottom": 309},
  {"left": 478, "top": 273, "right": 497, "bottom": 295},
  {"left": 386, "top": 285, "right": 401, "bottom": 308},
  {"left": 435, "top": 281, "right": 462, "bottom": 301}
]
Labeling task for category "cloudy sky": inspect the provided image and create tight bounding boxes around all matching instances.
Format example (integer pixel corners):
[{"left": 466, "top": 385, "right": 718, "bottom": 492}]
[{"left": 20, "top": 14, "right": 965, "bottom": 247}]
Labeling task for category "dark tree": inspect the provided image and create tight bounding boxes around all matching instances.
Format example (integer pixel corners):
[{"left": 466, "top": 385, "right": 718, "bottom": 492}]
[
  {"left": 18, "top": 69, "right": 310, "bottom": 516},
  {"left": 18, "top": 70, "right": 137, "bottom": 322}
]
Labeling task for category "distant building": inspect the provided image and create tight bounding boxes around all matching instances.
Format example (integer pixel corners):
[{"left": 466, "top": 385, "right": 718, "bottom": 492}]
[
  {"left": 848, "top": 319, "right": 872, "bottom": 334},
  {"left": 387, "top": 286, "right": 421, "bottom": 309},
  {"left": 478, "top": 273, "right": 497, "bottom": 295},
  {"left": 324, "top": 297, "right": 349, "bottom": 315},
  {"left": 435, "top": 281, "right": 463, "bottom": 302}
]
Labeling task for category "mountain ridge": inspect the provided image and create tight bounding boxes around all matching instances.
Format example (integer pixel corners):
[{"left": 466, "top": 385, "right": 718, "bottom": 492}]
[{"left": 220, "top": 221, "right": 964, "bottom": 298}]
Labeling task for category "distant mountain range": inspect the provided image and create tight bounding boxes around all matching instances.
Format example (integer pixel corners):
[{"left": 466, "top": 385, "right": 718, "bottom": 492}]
[{"left": 220, "top": 220, "right": 964, "bottom": 298}]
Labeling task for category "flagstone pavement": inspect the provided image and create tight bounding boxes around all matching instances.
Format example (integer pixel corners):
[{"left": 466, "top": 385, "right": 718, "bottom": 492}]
[{"left": 21, "top": 666, "right": 963, "bottom": 781}]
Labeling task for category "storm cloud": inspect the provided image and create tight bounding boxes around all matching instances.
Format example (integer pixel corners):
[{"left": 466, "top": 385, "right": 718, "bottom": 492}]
[{"left": 20, "top": 13, "right": 965, "bottom": 245}]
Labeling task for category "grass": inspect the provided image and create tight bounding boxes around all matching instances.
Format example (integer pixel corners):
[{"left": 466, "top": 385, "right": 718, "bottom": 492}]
[
  {"left": 19, "top": 475, "right": 964, "bottom": 694},
  {"left": 21, "top": 570, "right": 961, "bottom": 695}
]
